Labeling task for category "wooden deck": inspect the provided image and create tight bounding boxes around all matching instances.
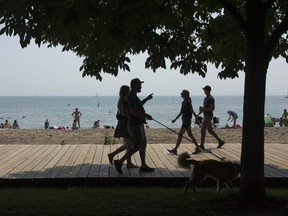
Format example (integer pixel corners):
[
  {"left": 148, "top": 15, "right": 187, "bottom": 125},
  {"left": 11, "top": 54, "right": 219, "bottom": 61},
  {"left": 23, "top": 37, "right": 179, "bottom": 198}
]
[{"left": 0, "top": 143, "right": 287, "bottom": 187}]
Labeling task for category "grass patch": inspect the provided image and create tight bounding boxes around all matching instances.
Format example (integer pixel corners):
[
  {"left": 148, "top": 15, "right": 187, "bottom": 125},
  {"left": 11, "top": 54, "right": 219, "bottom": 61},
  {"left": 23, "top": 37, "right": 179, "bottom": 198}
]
[
  {"left": 0, "top": 187, "right": 287, "bottom": 216},
  {"left": 60, "top": 140, "right": 67, "bottom": 145},
  {"left": 103, "top": 132, "right": 117, "bottom": 145}
]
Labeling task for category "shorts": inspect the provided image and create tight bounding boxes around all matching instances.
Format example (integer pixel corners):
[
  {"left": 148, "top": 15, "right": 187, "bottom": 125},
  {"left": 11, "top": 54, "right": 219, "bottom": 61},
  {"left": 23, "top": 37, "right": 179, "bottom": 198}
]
[
  {"left": 181, "top": 119, "right": 191, "bottom": 129},
  {"left": 127, "top": 125, "right": 146, "bottom": 148}
]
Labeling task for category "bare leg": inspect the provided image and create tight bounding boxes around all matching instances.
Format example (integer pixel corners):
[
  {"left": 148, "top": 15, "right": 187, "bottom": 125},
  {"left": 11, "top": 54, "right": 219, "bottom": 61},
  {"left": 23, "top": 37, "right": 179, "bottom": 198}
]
[
  {"left": 108, "top": 144, "right": 126, "bottom": 165},
  {"left": 186, "top": 128, "right": 199, "bottom": 148},
  {"left": 233, "top": 119, "right": 237, "bottom": 128},
  {"left": 123, "top": 138, "right": 133, "bottom": 166},
  {"left": 174, "top": 128, "right": 185, "bottom": 150}
]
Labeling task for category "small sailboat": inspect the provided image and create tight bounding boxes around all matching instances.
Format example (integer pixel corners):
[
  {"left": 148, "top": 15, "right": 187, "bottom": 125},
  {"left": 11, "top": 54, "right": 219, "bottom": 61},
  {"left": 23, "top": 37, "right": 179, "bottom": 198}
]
[{"left": 285, "top": 89, "right": 288, "bottom": 98}]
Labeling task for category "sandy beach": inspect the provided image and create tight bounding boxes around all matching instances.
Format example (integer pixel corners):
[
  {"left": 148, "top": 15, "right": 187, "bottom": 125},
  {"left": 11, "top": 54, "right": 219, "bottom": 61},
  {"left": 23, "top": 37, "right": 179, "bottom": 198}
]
[{"left": 0, "top": 127, "right": 287, "bottom": 145}]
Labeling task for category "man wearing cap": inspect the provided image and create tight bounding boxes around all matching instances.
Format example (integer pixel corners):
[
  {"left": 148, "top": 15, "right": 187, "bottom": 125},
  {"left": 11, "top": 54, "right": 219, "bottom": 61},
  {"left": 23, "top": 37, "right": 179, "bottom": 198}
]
[
  {"left": 198, "top": 85, "right": 225, "bottom": 149},
  {"left": 114, "top": 78, "right": 155, "bottom": 173}
]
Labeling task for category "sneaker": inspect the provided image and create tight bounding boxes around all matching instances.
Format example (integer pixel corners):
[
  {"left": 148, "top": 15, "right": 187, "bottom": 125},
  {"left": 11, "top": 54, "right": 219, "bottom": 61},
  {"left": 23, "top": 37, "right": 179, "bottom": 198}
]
[
  {"left": 199, "top": 144, "right": 205, "bottom": 150},
  {"left": 107, "top": 153, "right": 113, "bottom": 165},
  {"left": 217, "top": 141, "right": 225, "bottom": 148},
  {"left": 114, "top": 160, "right": 123, "bottom": 174},
  {"left": 139, "top": 166, "right": 155, "bottom": 172},
  {"left": 168, "top": 149, "right": 177, "bottom": 155},
  {"left": 192, "top": 148, "right": 201, "bottom": 155}
]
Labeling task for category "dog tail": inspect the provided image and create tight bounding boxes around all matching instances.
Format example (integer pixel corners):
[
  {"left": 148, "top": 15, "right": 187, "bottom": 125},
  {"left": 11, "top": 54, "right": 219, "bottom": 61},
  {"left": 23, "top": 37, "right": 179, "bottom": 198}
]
[{"left": 177, "top": 152, "right": 199, "bottom": 168}]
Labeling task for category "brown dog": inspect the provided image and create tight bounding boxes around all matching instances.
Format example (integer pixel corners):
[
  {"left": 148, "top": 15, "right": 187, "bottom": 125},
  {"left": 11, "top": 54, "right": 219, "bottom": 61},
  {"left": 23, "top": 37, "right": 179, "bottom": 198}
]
[{"left": 178, "top": 152, "right": 240, "bottom": 193}]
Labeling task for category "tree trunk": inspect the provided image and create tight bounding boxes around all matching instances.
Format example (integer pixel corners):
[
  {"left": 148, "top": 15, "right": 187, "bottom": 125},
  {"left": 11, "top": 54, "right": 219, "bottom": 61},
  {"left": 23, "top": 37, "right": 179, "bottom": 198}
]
[
  {"left": 240, "top": 65, "right": 267, "bottom": 203},
  {"left": 239, "top": 0, "right": 267, "bottom": 203}
]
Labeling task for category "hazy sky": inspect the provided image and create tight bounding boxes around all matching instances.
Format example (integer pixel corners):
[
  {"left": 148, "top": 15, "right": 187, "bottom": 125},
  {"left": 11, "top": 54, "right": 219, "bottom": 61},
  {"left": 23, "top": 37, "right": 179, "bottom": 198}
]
[{"left": 1, "top": 36, "right": 287, "bottom": 96}]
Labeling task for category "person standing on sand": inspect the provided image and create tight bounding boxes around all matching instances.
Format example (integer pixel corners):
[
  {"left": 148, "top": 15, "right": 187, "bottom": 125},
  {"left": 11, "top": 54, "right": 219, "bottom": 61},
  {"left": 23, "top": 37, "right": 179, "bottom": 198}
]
[
  {"left": 281, "top": 109, "right": 288, "bottom": 127},
  {"left": 113, "top": 78, "right": 154, "bottom": 174},
  {"left": 168, "top": 89, "right": 201, "bottom": 155},
  {"left": 44, "top": 119, "right": 50, "bottom": 129},
  {"left": 198, "top": 85, "right": 225, "bottom": 150},
  {"left": 107, "top": 85, "right": 138, "bottom": 168},
  {"left": 72, "top": 108, "right": 82, "bottom": 129}
]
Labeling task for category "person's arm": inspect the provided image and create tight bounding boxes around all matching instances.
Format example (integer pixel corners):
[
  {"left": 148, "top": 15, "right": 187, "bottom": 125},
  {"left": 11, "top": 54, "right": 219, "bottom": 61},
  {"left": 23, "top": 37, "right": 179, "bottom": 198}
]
[
  {"left": 227, "top": 114, "right": 231, "bottom": 121},
  {"left": 190, "top": 103, "right": 198, "bottom": 119},
  {"left": 142, "top": 93, "right": 153, "bottom": 105},
  {"left": 129, "top": 103, "right": 144, "bottom": 117},
  {"left": 206, "top": 102, "right": 215, "bottom": 112},
  {"left": 129, "top": 105, "right": 152, "bottom": 119},
  {"left": 198, "top": 101, "right": 214, "bottom": 116},
  {"left": 120, "top": 102, "right": 128, "bottom": 117},
  {"left": 172, "top": 112, "right": 182, "bottom": 123}
]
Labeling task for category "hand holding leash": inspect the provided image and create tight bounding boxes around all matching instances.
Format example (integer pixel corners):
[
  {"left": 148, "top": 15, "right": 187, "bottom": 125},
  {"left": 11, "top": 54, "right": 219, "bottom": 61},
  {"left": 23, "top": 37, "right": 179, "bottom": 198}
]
[{"left": 145, "top": 114, "right": 153, "bottom": 120}]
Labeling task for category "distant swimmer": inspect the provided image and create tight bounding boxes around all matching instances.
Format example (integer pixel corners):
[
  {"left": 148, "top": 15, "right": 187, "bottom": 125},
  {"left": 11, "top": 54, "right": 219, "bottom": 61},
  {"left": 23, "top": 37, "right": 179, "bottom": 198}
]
[
  {"left": 66, "top": 104, "right": 70, "bottom": 106},
  {"left": 22, "top": 116, "right": 26, "bottom": 119}
]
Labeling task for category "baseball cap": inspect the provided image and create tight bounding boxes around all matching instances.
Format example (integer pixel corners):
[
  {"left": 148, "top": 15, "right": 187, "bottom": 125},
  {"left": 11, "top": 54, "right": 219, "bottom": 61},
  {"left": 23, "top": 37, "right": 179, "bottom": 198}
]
[
  {"left": 202, "top": 85, "right": 211, "bottom": 91},
  {"left": 130, "top": 78, "right": 144, "bottom": 86}
]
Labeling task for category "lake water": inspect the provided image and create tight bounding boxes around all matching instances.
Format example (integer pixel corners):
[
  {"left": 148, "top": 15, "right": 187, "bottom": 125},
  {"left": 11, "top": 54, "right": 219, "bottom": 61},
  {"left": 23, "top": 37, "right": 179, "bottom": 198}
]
[{"left": 0, "top": 96, "right": 287, "bottom": 129}]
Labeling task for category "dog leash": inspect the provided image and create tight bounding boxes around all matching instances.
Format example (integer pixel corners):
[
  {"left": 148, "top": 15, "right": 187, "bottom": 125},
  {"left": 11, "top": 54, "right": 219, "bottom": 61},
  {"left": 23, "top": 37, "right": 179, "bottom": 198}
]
[{"left": 152, "top": 118, "right": 226, "bottom": 161}]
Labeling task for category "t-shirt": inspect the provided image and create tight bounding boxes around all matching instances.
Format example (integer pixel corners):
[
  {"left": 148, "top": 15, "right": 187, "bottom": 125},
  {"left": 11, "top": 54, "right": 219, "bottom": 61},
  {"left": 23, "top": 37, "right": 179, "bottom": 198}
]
[
  {"left": 181, "top": 100, "right": 192, "bottom": 120},
  {"left": 126, "top": 91, "right": 146, "bottom": 126},
  {"left": 228, "top": 110, "right": 238, "bottom": 119},
  {"left": 203, "top": 95, "right": 214, "bottom": 117}
]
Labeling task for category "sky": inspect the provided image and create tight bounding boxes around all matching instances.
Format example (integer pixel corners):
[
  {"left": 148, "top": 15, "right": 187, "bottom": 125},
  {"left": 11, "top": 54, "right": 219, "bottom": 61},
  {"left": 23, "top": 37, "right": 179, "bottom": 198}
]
[{"left": 1, "top": 35, "right": 287, "bottom": 96}]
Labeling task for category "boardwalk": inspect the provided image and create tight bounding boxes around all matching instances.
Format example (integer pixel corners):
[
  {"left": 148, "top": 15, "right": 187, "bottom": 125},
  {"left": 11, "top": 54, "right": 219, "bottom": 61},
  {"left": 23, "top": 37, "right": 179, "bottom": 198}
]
[{"left": 0, "top": 143, "right": 287, "bottom": 187}]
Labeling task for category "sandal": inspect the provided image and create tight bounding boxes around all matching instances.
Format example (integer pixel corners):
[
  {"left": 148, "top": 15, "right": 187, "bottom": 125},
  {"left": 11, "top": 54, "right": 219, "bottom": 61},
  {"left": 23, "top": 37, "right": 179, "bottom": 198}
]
[{"left": 107, "top": 153, "right": 113, "bottom": 165}]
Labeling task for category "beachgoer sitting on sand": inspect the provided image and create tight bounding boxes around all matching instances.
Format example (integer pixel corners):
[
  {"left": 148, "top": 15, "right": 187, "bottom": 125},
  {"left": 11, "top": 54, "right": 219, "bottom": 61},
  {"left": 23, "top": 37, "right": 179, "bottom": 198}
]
[
  {"left": 12, "top": 120, "right": 19, "bottom": 129},
  {"left": 3, "top": 120, "right": 11, "bottom": 129},
  {"left": 72, "top": 120, "right": 79, "bottom": 130},
  {"left": 93, "top": 120, "right": 100, "bottom": 128}
]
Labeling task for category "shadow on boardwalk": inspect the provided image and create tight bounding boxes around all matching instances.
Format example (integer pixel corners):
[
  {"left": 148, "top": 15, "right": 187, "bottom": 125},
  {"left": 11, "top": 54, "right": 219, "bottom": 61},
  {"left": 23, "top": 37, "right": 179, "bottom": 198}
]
[{"left": 0, "top": 143, "right": 287, "bottom": 188}]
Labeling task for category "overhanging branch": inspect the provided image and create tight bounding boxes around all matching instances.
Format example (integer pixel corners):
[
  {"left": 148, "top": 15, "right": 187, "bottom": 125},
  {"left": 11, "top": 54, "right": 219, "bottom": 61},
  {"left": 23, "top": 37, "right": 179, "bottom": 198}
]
[
  {"left": 219, "top": 0, "right": 246, "bottom": 29},
  {"left": 265, "top": 10, "right": 288, "bottom": 62},
  {"left": 264, "top": 0, "right": 276, "bottom": 11}
]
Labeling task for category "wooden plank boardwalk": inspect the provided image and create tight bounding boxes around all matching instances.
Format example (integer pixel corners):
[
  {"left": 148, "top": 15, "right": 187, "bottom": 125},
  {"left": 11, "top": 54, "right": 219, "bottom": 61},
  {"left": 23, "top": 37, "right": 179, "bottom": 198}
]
[{"left": 0, "top": 143, "right": 287, "bottom": 187}]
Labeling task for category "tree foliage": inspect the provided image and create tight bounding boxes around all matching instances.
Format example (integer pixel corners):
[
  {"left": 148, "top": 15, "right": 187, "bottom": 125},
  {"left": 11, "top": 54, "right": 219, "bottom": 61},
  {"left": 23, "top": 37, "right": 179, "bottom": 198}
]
[
  {"left": 1, "top": 1, "right": 287, "bottom": 79},
  {"left": 1, "top": 0, "right": 288, "bottom": 203}
]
